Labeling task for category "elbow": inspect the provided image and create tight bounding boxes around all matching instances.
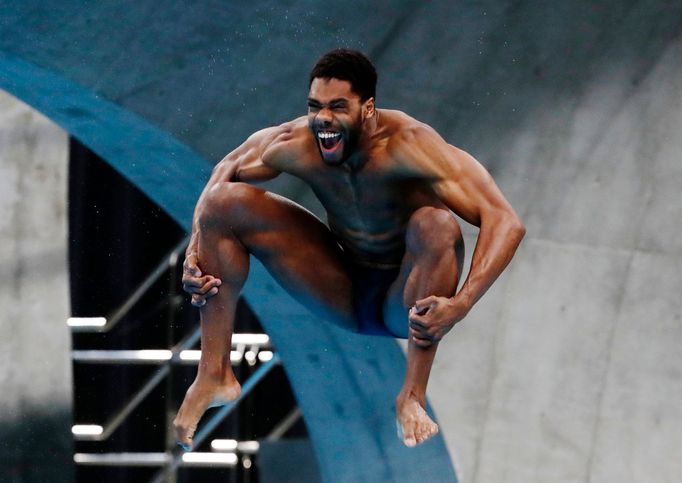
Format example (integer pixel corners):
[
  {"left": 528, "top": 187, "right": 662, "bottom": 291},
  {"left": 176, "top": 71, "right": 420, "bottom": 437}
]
[
  {"left": 510, "top": 216, "right": 526, "bottom": 243},
  {"left": 482, "top": 207, "right": 526, "bottom": 243},
  {"left": 492, "top": 208, "right": 525, "bottom": 242}
]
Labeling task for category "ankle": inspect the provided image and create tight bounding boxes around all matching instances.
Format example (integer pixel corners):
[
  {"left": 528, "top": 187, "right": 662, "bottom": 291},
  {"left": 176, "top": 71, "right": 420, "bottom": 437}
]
[{"left": 197, "top": 360, "right": 236, "bottom": 385}]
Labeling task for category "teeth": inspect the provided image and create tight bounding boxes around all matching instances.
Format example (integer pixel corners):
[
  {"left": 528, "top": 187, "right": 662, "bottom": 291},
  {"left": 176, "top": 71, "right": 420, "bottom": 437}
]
[{"left": 318, "top": 131, "right": 341, "bottom": 139}]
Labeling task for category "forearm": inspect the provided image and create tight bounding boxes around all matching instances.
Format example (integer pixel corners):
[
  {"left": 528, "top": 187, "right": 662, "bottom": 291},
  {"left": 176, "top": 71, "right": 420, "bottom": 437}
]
[
  {"left": 186, "top": 222, "right": 200, "bottom": 258},
  {"left": 453, "top": 210, "right": 525, "bottom": 312}
]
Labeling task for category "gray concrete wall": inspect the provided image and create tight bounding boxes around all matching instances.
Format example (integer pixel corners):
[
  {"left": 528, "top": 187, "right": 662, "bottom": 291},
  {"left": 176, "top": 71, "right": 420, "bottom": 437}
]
[
  {"left": 0, "top": 90, "right": 73, "bottom": 481},
  {"left": 425, "top": 11, "right": 682, "bottom": 483}
]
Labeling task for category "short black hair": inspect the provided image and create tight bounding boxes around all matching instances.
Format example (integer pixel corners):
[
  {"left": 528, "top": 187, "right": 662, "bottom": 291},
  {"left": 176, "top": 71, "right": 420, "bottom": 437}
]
[{"left": 309, "top": 49, "right": 377, "bottom": 101}]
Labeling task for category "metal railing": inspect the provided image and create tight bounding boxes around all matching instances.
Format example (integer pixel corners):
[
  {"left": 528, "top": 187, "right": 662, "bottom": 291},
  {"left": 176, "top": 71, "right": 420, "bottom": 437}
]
[
  {"left": 71, "top": 330, "right": 274, "bottom": 442},
  {"left": 73, "top": 407, "right": 301, "bottom": 470},
  {"left": 148, "top": 353, "right": 282, "bottom": 483},
  {"left": 68, "top": 235, "right": 190, "bottom": 333},
  {"left": 69, "top": 235, "right": 297, "bottom": 481}
]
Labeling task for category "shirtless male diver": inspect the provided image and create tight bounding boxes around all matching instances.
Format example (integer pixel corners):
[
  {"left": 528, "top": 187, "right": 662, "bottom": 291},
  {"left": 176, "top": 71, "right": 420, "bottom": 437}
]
[{"left": 174, "top": 49, "right": 525, "bottom": 449}]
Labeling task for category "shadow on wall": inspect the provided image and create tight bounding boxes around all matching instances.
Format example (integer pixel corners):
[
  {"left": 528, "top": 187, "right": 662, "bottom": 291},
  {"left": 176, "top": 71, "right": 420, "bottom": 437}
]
[
  {"left": 381, "top": 1, "right": 682, "bottom": 172},
  {"left": 0, "top": 410, "right": 73, "bottom": 483}
]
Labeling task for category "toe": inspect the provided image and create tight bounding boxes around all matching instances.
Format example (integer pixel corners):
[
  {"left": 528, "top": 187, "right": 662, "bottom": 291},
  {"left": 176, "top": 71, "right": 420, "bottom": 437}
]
[
  {"left": 402, "top": 421, "right": 417, "bottom": 447},
  {"left": 420, "top": 423, "right": 439, "bottom": 444},
  {"left": 397, "top": 416, "right": 417, "bottom": 447},
  {"left": 416, "top": 426, "right": 428, "bottom": 445},
  {"left": 173, "top": 418, "right": 196, "bottom": 451}
]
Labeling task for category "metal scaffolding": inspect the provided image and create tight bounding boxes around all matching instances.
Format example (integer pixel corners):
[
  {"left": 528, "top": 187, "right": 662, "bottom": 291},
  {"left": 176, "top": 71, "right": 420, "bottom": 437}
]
[{"left": 69, "top": 235, "right": 298, "bottom": 482}]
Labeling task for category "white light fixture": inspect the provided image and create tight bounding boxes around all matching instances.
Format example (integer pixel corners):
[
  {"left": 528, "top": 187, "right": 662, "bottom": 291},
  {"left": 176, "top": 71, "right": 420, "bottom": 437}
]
[
  {"left": 211, "top": 439, "right": 238, "bottom": 451},
  {"left": 211, "top": 439, "right": 260, "bottom": 454},
  {"left": 232, "top": 333, "right": 269, "bottom": 345},
  {"left": 179, "top": 350, "right": 201, "bottom": 361},
  {"left": 74, "top": 452, "right": 169, "bottom": 466},
  {"left": 67, "top": 317, "right": 106, "bottom": 328},
  {"left": 72, "top": 425, "right": 103, "bottom": 436},
  {"left": 258, "top": 351, "right": 274, "bottom": 362},
  {"left": 237, "top": 441, "right": 260, "bottom": 454},
  {"left": 137, "top": 350, "right": 172, "bottom": 360},
  {"left": 181, "top": 452, "right": 238, "bottom": 466}
]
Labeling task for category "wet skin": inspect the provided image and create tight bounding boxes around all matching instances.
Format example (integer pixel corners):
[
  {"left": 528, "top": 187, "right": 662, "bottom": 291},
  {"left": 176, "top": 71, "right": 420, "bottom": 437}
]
[{"left": 174, "top": 77, "right": 526, "bottom": 449}]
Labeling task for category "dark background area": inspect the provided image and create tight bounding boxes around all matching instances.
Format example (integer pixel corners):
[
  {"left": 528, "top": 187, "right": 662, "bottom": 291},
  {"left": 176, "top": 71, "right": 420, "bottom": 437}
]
[{"left": 68, "top": 139, "right": 306, "bottom": 482}]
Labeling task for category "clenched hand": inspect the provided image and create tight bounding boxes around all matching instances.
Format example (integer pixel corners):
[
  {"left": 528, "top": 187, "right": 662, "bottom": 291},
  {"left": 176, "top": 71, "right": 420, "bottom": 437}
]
[
  {"left": 408, "top": 296, "right": 468, "bottom": 347},
  {"left": 182, "top": 253, "right": 221, "bottom": 307}
]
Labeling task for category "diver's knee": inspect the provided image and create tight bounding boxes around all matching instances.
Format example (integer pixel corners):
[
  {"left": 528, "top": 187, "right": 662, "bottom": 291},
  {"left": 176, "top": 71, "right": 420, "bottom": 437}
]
[
  {"left": 200, "top": 182, "right": 261, "bottom": 228},
  {"left": 406, "top": 207, "right": 462, "bottom": 255}
]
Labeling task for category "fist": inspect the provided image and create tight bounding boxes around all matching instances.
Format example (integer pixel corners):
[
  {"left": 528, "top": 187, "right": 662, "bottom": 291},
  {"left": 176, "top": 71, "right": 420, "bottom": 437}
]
[
  {"left": 407, "top": 296, "right": 467, "bottom": 347},
  {"left": 182, "top": 253, "right": 221, "bottom": 307}
]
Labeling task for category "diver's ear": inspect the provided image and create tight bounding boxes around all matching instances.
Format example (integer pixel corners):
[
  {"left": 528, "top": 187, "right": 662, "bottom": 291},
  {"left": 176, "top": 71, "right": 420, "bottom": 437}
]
[{"left": 363, "top": 97, "right": 376, "bottom": 119}]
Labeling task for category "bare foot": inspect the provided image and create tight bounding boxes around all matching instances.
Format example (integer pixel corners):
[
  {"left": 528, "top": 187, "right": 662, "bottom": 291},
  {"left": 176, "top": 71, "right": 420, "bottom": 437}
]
[
  {"left": 396, "top": 395, "right": 439, "bottom": 447},
  {"left": 173, "top": 374, "right": 241, "bottom": 450}
]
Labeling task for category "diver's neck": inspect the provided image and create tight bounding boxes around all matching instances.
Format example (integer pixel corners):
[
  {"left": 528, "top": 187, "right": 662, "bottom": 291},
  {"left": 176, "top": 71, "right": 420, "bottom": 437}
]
[
  {"left": 360, "top": 109, "right": 379, "bottom": 144},
  {"left": 344, "top": 111, "right": 379, "bottom": 171}
]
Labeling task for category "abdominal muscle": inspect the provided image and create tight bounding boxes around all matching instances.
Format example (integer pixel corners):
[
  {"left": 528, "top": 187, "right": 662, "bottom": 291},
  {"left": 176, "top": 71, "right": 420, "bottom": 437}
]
[
  {"left": 320, "top": 184, "right": 444, "bottom": 268},
  {"left": 327, "top": 216, "right": 408, "bottom": 268}
]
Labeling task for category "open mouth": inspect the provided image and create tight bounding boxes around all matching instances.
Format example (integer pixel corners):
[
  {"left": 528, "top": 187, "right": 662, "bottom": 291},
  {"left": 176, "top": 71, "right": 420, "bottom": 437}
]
[{"left": 317, "top": 130, "right": 343, "bottom": 154}]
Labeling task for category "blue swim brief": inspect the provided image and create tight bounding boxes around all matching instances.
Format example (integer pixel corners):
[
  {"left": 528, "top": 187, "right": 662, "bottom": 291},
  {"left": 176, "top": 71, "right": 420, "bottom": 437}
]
[{"left": 348, "top": 261, "right": 401, "bottom": 337}]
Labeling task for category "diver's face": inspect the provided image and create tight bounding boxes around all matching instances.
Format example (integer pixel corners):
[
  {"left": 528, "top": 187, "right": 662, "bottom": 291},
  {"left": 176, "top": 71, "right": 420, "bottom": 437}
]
[{"left": 307, "top": 77, "right": 373, "bottom": 165}]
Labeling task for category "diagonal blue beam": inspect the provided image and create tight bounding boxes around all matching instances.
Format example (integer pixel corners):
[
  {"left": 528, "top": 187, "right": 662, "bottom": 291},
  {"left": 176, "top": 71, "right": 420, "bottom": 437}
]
[{"left": 0, "top": 51, "right": 457, "bottom": 482}]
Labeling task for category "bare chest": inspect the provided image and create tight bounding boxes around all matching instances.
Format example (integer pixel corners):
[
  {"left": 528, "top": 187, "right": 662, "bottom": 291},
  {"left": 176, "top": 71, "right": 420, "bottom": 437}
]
[{"left": 296, "top": 156, "right": 432, "bottom": 233}]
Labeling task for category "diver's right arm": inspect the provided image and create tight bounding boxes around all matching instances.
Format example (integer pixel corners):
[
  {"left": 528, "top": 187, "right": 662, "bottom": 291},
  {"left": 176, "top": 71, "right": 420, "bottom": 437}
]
[{"left": 182, "top": 125, "right": 287, "bottom": 306}]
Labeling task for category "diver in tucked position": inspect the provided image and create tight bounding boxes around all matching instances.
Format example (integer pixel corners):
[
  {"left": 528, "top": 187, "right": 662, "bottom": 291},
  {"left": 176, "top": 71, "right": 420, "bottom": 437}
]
[{"left": 174, "top": 49, "right": 525, "bottom": 449}]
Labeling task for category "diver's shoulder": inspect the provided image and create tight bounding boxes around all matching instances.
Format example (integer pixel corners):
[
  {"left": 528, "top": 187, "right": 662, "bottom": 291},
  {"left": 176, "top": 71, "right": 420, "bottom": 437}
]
[
  {"left": 262, "top": 117, "right": 314, "bottom": 167},
  {"left": 265, "top": 116, "right": 313, "bottom": 148},
  {"left": 381, "top": 109, "right": 441, "bottom": 153},
  {"left": 378, "top": 109, "right": 431, "bottom": 128},
  {"left": 379, "top": 109, "right": 437, "bottom": 139},
  {"left": 274, "top": 116, "right": 310, "bottom": 136}
]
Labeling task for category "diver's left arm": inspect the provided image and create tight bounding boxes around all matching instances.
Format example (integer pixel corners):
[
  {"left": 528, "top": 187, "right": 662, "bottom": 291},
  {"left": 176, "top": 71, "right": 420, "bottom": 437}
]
[{"left": 394, "top": 127, "right": 526, "bottom": 344}]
